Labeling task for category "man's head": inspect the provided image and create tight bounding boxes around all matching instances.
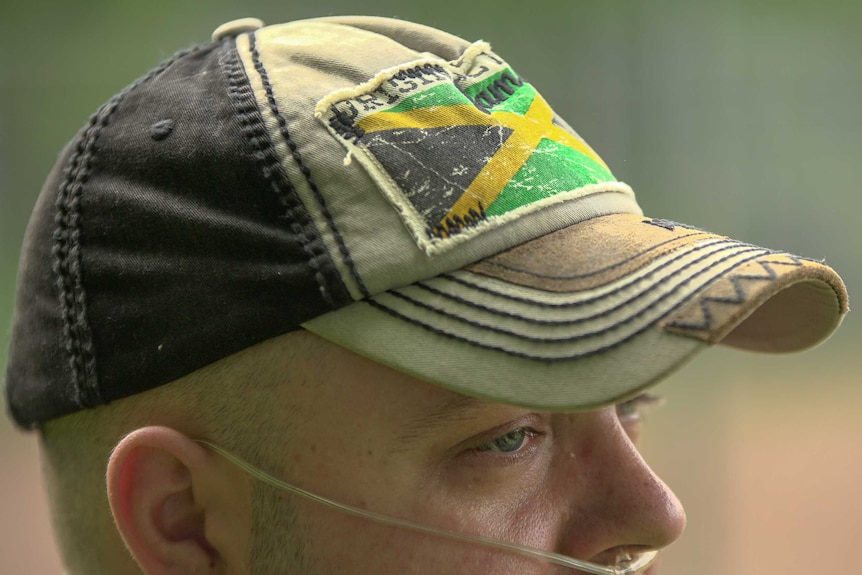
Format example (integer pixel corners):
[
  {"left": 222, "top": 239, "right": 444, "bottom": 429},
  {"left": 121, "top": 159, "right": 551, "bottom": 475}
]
[
  {"left": 4, "top": 15, "right": 848, "bottom": 575},
  {"left": 40, "top": 329, "right": 685, "bottom": 574}
]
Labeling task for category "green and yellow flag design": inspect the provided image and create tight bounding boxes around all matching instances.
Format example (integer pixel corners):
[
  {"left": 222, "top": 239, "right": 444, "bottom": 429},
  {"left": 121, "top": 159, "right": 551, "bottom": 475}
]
[{"left": 320, "top": 45, "right": 617, "bottom": 252}]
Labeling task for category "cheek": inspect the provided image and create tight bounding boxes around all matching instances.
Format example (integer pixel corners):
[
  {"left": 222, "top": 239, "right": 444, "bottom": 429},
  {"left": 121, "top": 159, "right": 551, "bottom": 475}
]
[
  {"left": 293, "top": 501, "right": 561, "bottom": 575},
  {"left": 280, "top": 447, "right": 567, "bottom": 575},
  {"left": 423, "top": 450, "right": 561, "bottom": 544},
  {"left": 407, "top": 466, "right": 566, "bottom": 561}
]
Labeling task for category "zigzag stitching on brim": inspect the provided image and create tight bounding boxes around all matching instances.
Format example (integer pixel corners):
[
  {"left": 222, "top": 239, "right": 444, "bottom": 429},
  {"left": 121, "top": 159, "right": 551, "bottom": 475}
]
[
  {"left": 376, "top": 247, "right": 775, "bottom": 348},
  {"left": 664, "top": 256, "right": 806, "bottom": 332}
]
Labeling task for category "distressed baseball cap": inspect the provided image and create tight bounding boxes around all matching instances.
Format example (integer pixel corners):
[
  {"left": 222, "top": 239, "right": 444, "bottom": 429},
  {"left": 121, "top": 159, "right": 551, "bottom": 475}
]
[{"left": 5, "top": 16, "right": 849, "bottom": 428}]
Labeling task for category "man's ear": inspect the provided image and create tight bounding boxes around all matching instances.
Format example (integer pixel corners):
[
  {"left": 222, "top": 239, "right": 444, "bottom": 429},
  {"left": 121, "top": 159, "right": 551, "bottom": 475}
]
[{"left": 107, "top": 426, "right": 248, "bottom": 575}]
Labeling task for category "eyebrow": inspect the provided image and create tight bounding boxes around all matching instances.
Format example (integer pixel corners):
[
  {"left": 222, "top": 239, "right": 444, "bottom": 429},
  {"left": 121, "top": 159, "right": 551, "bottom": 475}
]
[{"left": 395, "top": 393, "right": 490, "bottom": 447}]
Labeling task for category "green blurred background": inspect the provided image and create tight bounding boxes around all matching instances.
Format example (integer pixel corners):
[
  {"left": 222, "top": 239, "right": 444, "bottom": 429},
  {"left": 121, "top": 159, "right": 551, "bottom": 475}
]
[{"left": 1, "top": 1, "right": 859, "bottom": 573}]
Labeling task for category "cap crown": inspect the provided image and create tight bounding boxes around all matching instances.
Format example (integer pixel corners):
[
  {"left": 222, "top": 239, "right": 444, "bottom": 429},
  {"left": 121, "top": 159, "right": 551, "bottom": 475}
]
[{"left": 4, "top": 17, "right": 639, "bottom": 427}]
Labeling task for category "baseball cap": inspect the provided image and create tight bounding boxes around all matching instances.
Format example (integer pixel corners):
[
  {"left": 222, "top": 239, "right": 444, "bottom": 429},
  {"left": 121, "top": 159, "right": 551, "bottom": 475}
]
[{"left": 4, "top": 16, "right": 848, "bottom": 429}]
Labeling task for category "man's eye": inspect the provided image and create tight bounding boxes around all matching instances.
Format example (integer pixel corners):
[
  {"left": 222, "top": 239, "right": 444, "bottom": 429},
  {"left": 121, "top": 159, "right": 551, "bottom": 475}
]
[
  {"left": 616, "top": 393, "right": 664, "bottom": 425},
  {"left": 475, "top": 428, "right": 536, "bottom": 453}
]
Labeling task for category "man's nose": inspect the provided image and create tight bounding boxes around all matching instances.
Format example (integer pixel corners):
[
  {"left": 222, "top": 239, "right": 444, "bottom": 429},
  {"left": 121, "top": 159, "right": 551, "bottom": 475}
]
[{"left": 557, "top": 408, "right": 687, "bottom": 561}]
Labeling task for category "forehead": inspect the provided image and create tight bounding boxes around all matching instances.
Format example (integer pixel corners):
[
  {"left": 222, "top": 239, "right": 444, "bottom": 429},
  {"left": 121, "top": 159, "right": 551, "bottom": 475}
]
[
  {"left": 248, "top": 330, "right": 517, "bottom": 435},
  {"left": 289, "top": 330, "right": 485, "bottom": 409}
]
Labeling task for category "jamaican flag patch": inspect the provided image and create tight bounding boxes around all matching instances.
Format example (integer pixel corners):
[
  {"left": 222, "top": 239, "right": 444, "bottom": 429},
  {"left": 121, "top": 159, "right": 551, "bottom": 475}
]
[{"left": 317, "top": 42, "right": 619, "bottom": 255}]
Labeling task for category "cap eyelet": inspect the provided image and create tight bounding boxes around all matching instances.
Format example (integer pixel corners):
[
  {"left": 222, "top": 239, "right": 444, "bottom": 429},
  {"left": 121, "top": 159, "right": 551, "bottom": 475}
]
[{"left": 211, "top": 17, "right": 265, "bottom": 41}]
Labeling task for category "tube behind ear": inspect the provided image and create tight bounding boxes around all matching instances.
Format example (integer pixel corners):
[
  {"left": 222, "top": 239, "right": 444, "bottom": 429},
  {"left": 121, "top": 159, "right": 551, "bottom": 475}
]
[{"left": 106, "top": 426, "right": 222, "bottom": 575}]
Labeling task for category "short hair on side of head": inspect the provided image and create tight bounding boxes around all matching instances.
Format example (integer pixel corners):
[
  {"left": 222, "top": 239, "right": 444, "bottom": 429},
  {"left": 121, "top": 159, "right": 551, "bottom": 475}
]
[{"left": 38, "top": 330, "right": 319, "bottom": 574}]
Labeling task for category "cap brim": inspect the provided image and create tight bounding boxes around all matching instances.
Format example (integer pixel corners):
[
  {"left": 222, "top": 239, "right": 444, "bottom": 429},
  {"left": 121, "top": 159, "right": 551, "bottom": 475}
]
[{"left": 303, "top": 213, "right": 848, "bottom": 410}]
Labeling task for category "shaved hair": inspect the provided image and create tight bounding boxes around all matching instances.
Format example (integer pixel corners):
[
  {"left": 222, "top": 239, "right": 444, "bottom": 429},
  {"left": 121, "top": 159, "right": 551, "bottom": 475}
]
[{"left": 39, "top": 331, "right": 320, "bottom": 574}]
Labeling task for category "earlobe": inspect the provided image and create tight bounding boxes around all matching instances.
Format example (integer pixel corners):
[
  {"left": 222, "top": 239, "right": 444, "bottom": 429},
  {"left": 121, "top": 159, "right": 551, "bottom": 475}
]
[{"left": 107, "top": 427, "right": 224, "bottom": 575}]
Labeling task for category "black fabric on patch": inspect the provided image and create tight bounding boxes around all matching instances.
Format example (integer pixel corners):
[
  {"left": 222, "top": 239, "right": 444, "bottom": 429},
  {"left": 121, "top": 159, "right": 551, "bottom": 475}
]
[
  {"left": 361, "top": 124, "right": 513, "bottom": 227},
  {"left": 470, "top": 71, "right": 523, "bottom": 113}
]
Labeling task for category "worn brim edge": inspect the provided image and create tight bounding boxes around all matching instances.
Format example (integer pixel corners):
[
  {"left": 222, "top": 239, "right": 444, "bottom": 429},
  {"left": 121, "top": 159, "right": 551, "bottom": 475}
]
[{"left": 303, "top": 214, "right": 848, "bottom": 410}]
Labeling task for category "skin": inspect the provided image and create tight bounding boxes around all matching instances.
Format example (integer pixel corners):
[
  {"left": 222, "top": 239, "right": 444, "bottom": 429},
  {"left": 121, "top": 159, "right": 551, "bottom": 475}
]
[{"left": 106, "top": 331, "right": 686, "bottom": 574}]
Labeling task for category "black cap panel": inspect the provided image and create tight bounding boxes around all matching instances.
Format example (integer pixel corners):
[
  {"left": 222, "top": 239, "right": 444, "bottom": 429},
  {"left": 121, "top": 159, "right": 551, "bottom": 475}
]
[{"left": 5, "top": 41, "right": 351, "bottom": 427}]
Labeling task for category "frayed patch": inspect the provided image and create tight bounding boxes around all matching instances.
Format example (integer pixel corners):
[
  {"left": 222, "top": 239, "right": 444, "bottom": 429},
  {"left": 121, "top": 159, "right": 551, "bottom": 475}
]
[{"left": 317, "top": 41, "right": 624, "bottom": 256}]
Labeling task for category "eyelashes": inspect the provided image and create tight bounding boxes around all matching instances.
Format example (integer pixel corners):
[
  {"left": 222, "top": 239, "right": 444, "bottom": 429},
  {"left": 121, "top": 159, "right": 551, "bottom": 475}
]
[
  {"left": 616, "top": 393, "right": 665, "bottom": 423},
  {"left": 461, "top": 393, "right": 665, "bottom": 466},
  {"left": 475, "top": 427, "right": 541, "bottom": 454},
  {"left": 463, "top": 413, "right": 547, "bottom": 465},
  {"left": 616, "top": 393, "right": 664, "bottom": 444}
]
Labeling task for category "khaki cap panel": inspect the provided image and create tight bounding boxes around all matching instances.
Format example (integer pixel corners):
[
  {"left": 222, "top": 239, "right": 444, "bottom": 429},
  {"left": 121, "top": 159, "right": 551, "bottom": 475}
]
[{"left": 467, "top": 214, "right": 724, "bottom": 292}]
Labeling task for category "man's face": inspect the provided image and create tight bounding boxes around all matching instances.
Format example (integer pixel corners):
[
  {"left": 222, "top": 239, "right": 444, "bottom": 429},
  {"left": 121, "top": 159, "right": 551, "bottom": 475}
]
[{"left": 245, "top": 332, "right": 686, "bottom": 574}]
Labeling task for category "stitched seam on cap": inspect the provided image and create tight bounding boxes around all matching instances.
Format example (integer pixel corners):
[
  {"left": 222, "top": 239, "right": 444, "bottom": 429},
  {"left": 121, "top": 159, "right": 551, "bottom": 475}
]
[
  {"left": 479, "top": 229, "right": 711, "bottom": 280},
  {"left": 365, "top": 251, "right": 772, "bottom": 362},
  {"left": 387, "top": 246, "right": 771, "bottom": 342},
  {"left": 664, "top": 255, "right": 806, "bottom": 332},
  {"left": 223, "top": 40, "right": 338, "bottom": 308},
  {"left": 52, "top": 43, "right": 208, "bottom": 410},
  {"left": 442, "top": 239, "right": 755, "bottom": 308},
  {"left": 247, "top": 33, "right": 369, "bottom": 298},
  {"left": 364, "top": 298, "right": 641, "bottom": 362}
]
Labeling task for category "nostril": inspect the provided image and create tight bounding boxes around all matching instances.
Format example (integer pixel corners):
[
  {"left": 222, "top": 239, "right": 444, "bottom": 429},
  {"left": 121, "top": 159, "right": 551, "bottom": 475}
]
[{"left": 587, "top": 545, "right": 659, "bottom": 574}]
